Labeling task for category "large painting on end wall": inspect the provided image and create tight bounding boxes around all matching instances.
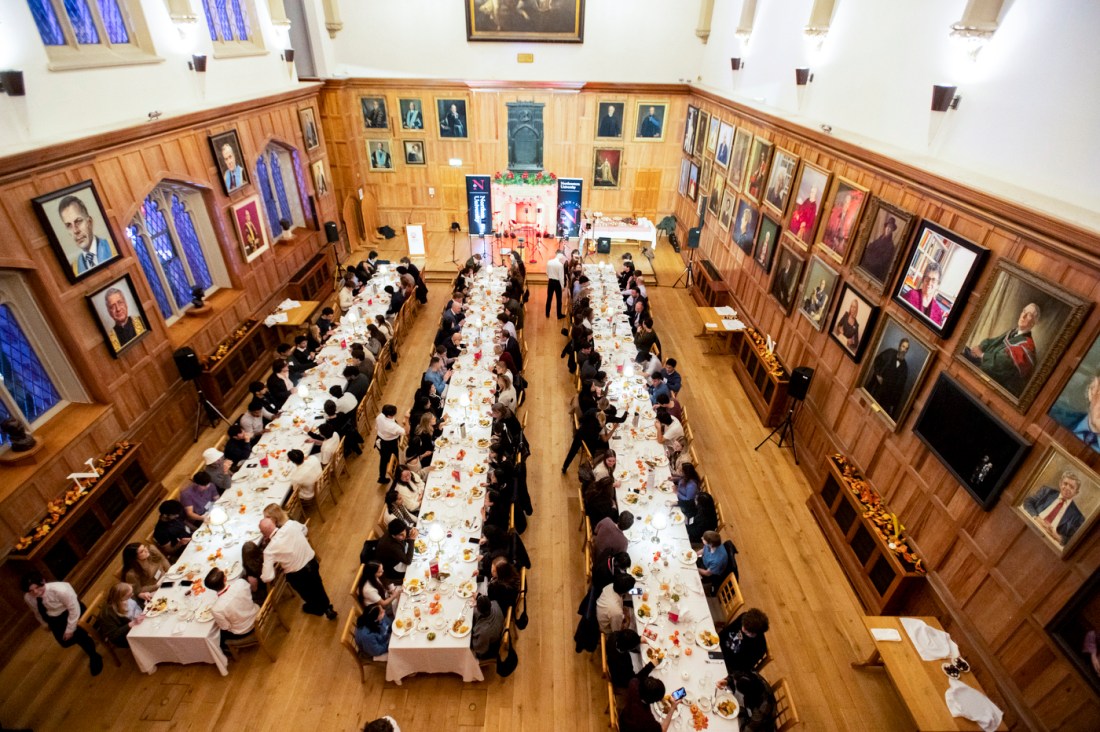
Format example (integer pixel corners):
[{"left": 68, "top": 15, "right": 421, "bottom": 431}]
[{"left": 466, "top": 0, "right": 585, "bottom": 43}]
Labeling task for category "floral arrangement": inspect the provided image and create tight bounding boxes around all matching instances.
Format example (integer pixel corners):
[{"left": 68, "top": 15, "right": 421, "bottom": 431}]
[
  {"left": 13, "top": 442, "right": 135, "bottom": 552},
  {"left": 744, "top": 327, "right": 787, "bottom": 378},
  {"left": 831, "top": 454, "right": 926, "bottom": 574},
  {"left": 492, "top": 170, "right": 557, "bottom": 186},
  {"left": 203, "top": 319, "right": 256, "bottom": 367}
]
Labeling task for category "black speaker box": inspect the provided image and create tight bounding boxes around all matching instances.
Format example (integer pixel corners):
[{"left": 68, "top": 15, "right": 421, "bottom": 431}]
[
  {"left": 173, "top": 346, "right": 202, "bottom": 381},
  {"left": 596, "top": 237, "right": 612, "bottom": 254},
  {"left": 324, "top": 221, "right": 339, "bottom": 243},
  {"left": 789, "top": 366, "right": 814, "bottom": 401},
  {"left": 687, "top": 227, "right": 701, "bottom": 249}
]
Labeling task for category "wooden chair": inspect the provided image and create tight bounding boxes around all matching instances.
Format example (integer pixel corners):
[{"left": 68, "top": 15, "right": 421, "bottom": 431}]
[
  {"left": 224, "top": 572, "right": 290, "bottom": 661},
  {"left": 772, "top": 678, "right": 801, "bottom": 731},
  {"left": 756, "top": 651, "right": 774, "bottom": 673},
  {"left": 678, "top": 404, "right": 689, "bottom": 430},
  {"left": 584, "top": 541, "right": 593, "bottom": 586},
  {"left": 701, "top": 476, "right": 713, "bottom": 495},
  {"left": 339, "top": 606, "right": 370, "bottom": 684},
  {"left": 479, "top": 608, "right": 515, "bottom": 669},
  {"left": 515, "top": 569, "right": 528, "bottom": 633},
  {"left": 285, "top": 487, "right": 304, "bottom": 523},
  {"left": 376, "top": 505, "right": 390, "bottom": 536},
  {"left": 682, "top": 422, "right": 696, "bottom": 448},
  {"left": 716, "top": 573, "right": 745, "bottom": 624},
  {"left": 577, "top": 483, "right": 588, "bottom": 533},
  {"left": 349, "top": 564, "right": 366, "bottom": 612},
  {"left": 331, "top": 438, "right": 351, "bottom": 487},
  {"left": 689, "top": 444, "right": 701, "bottom": 469},
  {"left": 77, "top": 591, "right": 122, "bottom": 667},
  {"left": 599, "top": 633, "right": 610, "bottom": 679},
  {"left": 608, "top": 681, "right": 621, "bottom": 732},
  {"left": 715, "top": 502, "right": 727, "bottom": 533}
]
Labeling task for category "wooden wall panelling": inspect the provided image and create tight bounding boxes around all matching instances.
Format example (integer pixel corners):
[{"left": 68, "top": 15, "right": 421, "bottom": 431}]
[{"left": 680, "top": 88, "right": 1100, "bottom": 730}]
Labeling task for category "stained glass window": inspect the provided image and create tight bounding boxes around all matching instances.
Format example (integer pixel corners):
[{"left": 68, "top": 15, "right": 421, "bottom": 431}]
[
  {"left": 97, "top": 0, "right": 129, "bottom": 43},
  {"left": 28, "top": 1, "right": 66, "bottom": 45},
  {"left": 0, "top": 304, "right": 62, "bottom": 443},
  {"left": 129, "top": 185, "right": 224, "bottom": 322},
  {"left": 255, "top": 156, "right": 283, "bottom": 238},
  {"left": 63, "top": 0, "right": 100, "bottom": 44},
  {"left": 256, "top": 144, "right": 305, "bottom": 240},
  {"left": 270, "top": 152, "right": 292, "bottom": 227},
  {"left": 201, "top": 0, "right": 256, "bottom": 44},
  {"left": 229, "top": 0, "right": 249, "bottom": 41}
]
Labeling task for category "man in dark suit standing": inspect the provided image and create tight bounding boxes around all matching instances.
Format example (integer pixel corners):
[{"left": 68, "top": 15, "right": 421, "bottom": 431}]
[{"left": 866, "top": 338, "right": 909, "bottom": 419}]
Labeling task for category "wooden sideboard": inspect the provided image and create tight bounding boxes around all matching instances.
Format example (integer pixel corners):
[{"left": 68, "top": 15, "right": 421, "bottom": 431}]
[
  {"left": 731, "top": 330, "right": 790, "bottom": 427},
  {"left": 198, "top": 319, "right": 280, "bottom": 415},
  {"left": 690, "top": 258, "right": 732, "bottom": 308},
  {"left": 288, "top": 248, "right": 336, "bottom": 303}
]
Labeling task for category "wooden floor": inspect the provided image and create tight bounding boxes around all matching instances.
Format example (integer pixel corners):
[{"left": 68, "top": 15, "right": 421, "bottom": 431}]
[{"left": 0, "top": 238, "right": 913, "bottom": 731}]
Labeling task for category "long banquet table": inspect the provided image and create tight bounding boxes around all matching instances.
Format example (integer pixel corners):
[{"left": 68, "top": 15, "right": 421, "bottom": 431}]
[
  {"left": 584, "top": 263, "right": 740, "bottom": 730},
  {"left": 128, "top": 268, "right": 400, "bottom": 675},
  {"left": 385, "top": 265, "right": 508, "bottom": 684}
]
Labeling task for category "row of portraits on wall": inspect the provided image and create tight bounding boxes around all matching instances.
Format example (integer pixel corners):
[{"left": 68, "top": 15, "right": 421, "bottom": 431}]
[{"left": 677, "top": 110, "right": 1100, "bottom": 560}]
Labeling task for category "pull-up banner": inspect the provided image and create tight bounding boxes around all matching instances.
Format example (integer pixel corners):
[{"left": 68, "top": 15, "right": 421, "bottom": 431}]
[
  {"left": 466, "top": 175, "right": 492, "bottom": 236},
  {"left": 556, "top": 177, "right": 583, "bottom": 239}
]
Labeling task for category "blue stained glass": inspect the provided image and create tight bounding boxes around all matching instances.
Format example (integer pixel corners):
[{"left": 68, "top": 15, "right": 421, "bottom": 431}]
[
  {"left": 128, "top": 225, "right": 172, "bottom": 319},
  {"left": 229, "top": 0, "right": 249, "bottom": 41},
  {"left": 0, "top": 304, "right": 62, "bottom": 431},
  {"left": 255, "top": 156, "right": 283, "bottom": 237},
  {"left": 202, "top": 0, "right": 217, "bottom": 41},
  {"left": 171, "top": 195, "right": 212, "bottom": 291},
  {"left": 214, "top": 0, "right": 234, "bottom": 41},
  {"left": 28, "top": 1, "right": 66, "bottom": 45},
  {"left": 270, "top": 151, "right": 292, "bottom": 228},
  {"left": 290, "top": 149, "right": 311, "bottom": 216},
  {"left": 97, "top": 0, "right": 129, "bottom": 43},
  {"left": 63, "top": 0, "right": 100, "bottom": 44},
  {"left": 143, "top": 197, "right": 191, "bottom": 310},
  {"left": 0, "top": 397, "right": 11, "bottom": 444}
]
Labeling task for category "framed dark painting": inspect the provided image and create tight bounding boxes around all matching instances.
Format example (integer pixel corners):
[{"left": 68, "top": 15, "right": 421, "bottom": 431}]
[
  {"left": 851, "top": 197, "right": 916, "bottom": 294},
  {"left": 744, "top": 136, "right": 773, "bottom": 204},
  {"left": 687, "top": 162, "right": 700, "bottom": 201},
  {"left": 768, "top": 242, "right": 805, "bottom": 316},
  {"left": 912, "top": 372, "right": 1031, "bottom": 509},
  {"left": 693, "top": 110, "right": 709, "bottom": 158},
  {"left": 633, "top": 102, "right": 668, "bottom": 141},
  {"left": 33, "top": 180, "right": 122, "bottom": 283},
  {"left": 731, "top": 197, "right": 759, "bottom": 255},
  {"left": 1014, "top": 443, "right": 1100, "bottom": 558},
  {"left": 892, "top": 220, "right": 988, "bottom": 339},
  {"left": 367, "top": 140, "right": 395, "bottom": 172},
  {"left": 403, "top": 140, "right": 427, "bottom": 166},
  {"left": 682, "top": 105, "right": 698, "bottom": 153},
  {"left": 717, "top": 190, "right": 736, "bottom": 232},
  {"left": 857, "top": 315, "right": 935, "bottom": 431},
  {"left": 796, "top": 255, "right": 840, "bottom": 331},
  {"left": 762, "top": 148, "right": 799, "bottom": 218},
  {"left": 1047, "top": 569, "right": 1100, "bottom": 696},
  {"left": 298, "top": 107, "right": 320, "bottom": 152},
  {"left": 1049, "top": 331, "right": 1100, "bottom": 456},
  {"left": 596, "top": 100, "right": 626, "bottom": 140},
  {"left": 753, "top": 214, "right": 781, "bottom": 274},
  {"left": 957, "top": 261, "right": 1090, "bottom": 412},
  {"left": 87, "top": 273, "right": 150, "bottom": 357},
  {"left": 209, "top": 129, "right": 250, "bottom": 195},
  {"left": 784, "top": 161, "right": 831, "bottom": 248},
  {"left": 728, "top": 127, "right": 752, "bottom": 192},
  {"left": 466, "top": 0, "right": 584, "bottom": 42},
  {"left": 437, "top": 98, "right": 469, "bottom": 139},
  {"left": 829, "top": 283, "right": 879, "bottom": 361},
  {"left": 707, "top": 172, "right": 725, "bottom": 218},
  {"left": 816, "top": 176, "right": 869, "bottom": 264},
  {"left": 360, "top": 96, "right": 389, "bottom": 131}
]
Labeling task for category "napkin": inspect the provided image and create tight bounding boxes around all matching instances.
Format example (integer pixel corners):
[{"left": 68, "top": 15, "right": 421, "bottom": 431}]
[
  {"left": 705, "top": 322, "right": 718, "bottom": 329},
  {"left": 715, "top": 306, "right": 736, "bottom": 316},
  {"left": 264, "top": 312, "right": 289, "bottom": 326},
  {"left": 722, "top": 319, "right": 744, "bottom": 331},
  {"left": 945, "top": 678, "right": 1003, "bottom": 732},
  {"left": 870, "top": 627, "right": 902, "bottom": 642},
  {"left": 900, "top": 617, "right": 959, "bottom": 661}
]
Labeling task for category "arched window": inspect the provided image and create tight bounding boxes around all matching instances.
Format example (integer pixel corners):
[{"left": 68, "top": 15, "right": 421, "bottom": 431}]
[
  {"left": 26, "top": 0, "right": 159, "bottom": 70},
  {"left": 0, "top": 272, "right": 88, "bottom": 446},
  {"left": 126, "top": 183, "right": 230, "bottom": 324},
  {"left": 255, "top": 143, "right": 306, "bottom": 241},
  {"left": 200, "top": 0, "right": 265, "bottom": 57}
]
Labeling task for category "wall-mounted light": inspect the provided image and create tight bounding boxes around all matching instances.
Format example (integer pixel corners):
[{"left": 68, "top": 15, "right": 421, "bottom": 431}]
[
  {"left": 931, "top": 85, "right": 961, "bottom": 112},
  {"left": 795, "top": 68, "right": 813, "bottom": 86},
  {"left": 282, "top": 49, "right": 295, "bottom": 63},
  {"left": 0, "top": 70, "right": 25, "bottom": 97},
  {"left": 189, "top": 54, "right": 207, "bottom": 73},
  {"left": 730, "top": 58, "right": 743, "bottom": 71}
]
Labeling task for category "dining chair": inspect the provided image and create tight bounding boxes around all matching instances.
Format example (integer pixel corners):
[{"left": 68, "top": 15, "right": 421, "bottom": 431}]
[
  {"left": 599, "top": 633, "right": 610, "bottom": 679},
  {"left": 715, "top": 502, "right": 727, "bottom": 533},
  {"left": 755, "top": 651, "right": 774, "bottom": 673},
  {"left": 77, "top": 591, "right": 122, "bottom": 667},
  {"left": 285, "top": 488, "right": 304, "bottom": 523},
  {"left": 772, "top": 678, "right": 801, "bottom": 730},
  {"left": 349, "top": 564, "right": 366, "bottom": 613},
  {"left": 225, "top": 572, "right": 289, "bottom": 662},
  {"left": 607, "top": 681, "right": 621, "bottom": 732},
  {"left": 716, "top": 573, "right": 745, "bottom": 624},
  {"left": 339, "top": 606, "right": 368, "bottom": 684}
]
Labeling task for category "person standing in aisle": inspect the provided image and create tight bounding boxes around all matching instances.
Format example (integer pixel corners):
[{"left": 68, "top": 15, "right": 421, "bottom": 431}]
[
  {"left": 21, "top": 572, "right": 104, "bottom": 675},
  {"left": 546, "top": 250, "right": 565, "bottom": 319}
]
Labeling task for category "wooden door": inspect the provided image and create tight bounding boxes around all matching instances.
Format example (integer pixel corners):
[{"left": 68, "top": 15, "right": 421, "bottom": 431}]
[{"left": 632, "top": 169, "right": 661, "bottom": 220}]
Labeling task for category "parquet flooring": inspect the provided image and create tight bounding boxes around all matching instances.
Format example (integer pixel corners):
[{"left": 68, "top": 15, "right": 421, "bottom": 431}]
[{"left": 0, "top": 239, "right": 911, "bottom": 731}]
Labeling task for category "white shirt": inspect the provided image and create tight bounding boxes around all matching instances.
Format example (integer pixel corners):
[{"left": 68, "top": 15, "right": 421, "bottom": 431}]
[
  {"left": 501, "top": 321, "right": 517, "bottom": 341},
  {"left": 662, "top": 418, "right": 685, "bottom": 445},
  {"left": 240, "top": 411, "right": 265, "bottom": 436},
  {"left": 546, "top": 255, "right": 565, "bottom": 283},
  {"left": 319, "top": 435, "right": 340, "bottom": 466},
  {"left": 335, "top": 392, "right": 358, "bottom": 414},
  {"left": 261, "top": 520, "right": 315, "bottom": 580},
  {"left": 497, "top": 386, "right": 518, "bottom": 411},
  {"left": 211, "top": 578, "right": 259, "bottom": 635},
  {"left": 376, "top": 414, "right": 406, "bottom": 441},
  {"left": 643, "top": 355, "right": 663, "bottom": 378},
  {"left": 290, "top": 456, "right": 323, "bottom": 500},
  {"left": 596, "top": 583, "right": 626, "bottom": 634},
  {"left": 24, "top": 582, "right": 81, "bottom": 635},
  {"left": 338, "top": 287, "right": 356, "bottom": 311},
  {"left": 395, "top": 475, "right": 424, "bottom": 512}
]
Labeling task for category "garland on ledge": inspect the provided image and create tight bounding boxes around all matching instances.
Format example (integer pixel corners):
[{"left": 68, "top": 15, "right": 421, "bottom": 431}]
[
  {"left": 744, "top": 327, "right": 787, "bottom": 379},
  {"left": 831, "top": 454, "right": 926, "bottom": 574},
  {"left": 492, "top": 170, "right": 557, "bottom": 186},
  {"left": 13, "top": 442, "right": 135, "bottom": 552},
  {"left": 203, "top": 319, "right": 256, "bottom": 367}
]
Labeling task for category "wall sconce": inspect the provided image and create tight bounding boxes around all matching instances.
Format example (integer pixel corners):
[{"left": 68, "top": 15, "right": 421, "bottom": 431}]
[
  {"left": 189, "top": 54, "right": 207, "bottom": 72},
  {"left": 730, "top": 58, "right": 743, "bottom": 71},
  {"left": 0, "top": 70, "right": 25, "bottom": 96},
  {"left": 282, "top": 49, "right": 295, "bottom": 63},
  {"left": 795, "top": 68, "right": 813, "bottom": 86},
  {"left": 931, "top": 85, "right": 961, "bottom": 111}
]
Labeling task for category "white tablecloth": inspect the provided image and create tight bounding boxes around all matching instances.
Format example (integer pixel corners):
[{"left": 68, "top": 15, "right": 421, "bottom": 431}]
[
  {"left": 584, "top": 264, "right": 739, "bottom": 730},
  {"left": 128, "top": 268, "right": 401, "bottom": 675},
  {"left": 582, "top": 217, "right": 657, "bottom": 249},
  {"left": 386, "top": 266, "right": 507, "bottom": 684}
]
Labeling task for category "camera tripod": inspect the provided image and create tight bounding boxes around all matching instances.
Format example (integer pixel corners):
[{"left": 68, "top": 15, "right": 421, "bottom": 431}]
[
  {"left": 755, "top": 398, "right": 802, "bottom": 464},
  {"left": 672, "top": 246, "right": 697, "bottom": 289},
  {"left": 193, "top": 383, "right": 228, "bottom": 442}
]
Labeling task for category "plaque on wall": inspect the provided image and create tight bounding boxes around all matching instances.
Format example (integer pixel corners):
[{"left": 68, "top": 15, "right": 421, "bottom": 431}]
[{"left": 507, "top": 102, "right": 545, "bottom": 173}]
